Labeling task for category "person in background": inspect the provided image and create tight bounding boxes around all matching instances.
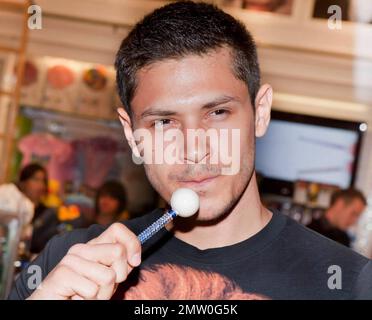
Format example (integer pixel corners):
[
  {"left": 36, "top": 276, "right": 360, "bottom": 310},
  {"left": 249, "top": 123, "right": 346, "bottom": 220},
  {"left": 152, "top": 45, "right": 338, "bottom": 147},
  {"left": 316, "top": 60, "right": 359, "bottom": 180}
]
[
  {"left": 307, "top": 188, "right": 367, "bottom": 247},
  {"left": 94, "top": 180, "right": 129, "bottom": 226},
  {"left": 17, "top": 163, "right": 48, "bottom": 222},
  {"left": 12, "top": 163, "right": 48, "bottom": 262}
]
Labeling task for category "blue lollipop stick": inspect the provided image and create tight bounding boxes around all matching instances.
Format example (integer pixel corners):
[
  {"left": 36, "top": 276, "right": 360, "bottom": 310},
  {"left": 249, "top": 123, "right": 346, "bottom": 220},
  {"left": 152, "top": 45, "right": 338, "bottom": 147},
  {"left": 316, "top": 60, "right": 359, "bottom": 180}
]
[
  {"left": 137, "top": 188, "right": 200, "bottom": 245},
  {"left": 138, "top": 209, "right": 177, "bottom": 244}
]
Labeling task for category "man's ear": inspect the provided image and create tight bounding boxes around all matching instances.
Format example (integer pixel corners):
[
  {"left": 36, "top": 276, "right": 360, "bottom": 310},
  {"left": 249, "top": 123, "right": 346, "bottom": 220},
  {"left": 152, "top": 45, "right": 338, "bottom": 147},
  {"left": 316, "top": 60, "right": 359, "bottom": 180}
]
[
  {"left": 254, "top": 84, "right": 273, "bottom": 138},
  {"left": 117, "top": 107, "right": 141, "bottom": 158}
]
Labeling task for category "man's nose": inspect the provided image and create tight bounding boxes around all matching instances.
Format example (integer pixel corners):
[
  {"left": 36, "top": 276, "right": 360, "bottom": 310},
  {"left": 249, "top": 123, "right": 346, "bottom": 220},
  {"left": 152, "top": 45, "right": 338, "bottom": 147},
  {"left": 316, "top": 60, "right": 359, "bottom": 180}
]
[{"left": 183, "top": 127, "right": 210, "bottom": 164}]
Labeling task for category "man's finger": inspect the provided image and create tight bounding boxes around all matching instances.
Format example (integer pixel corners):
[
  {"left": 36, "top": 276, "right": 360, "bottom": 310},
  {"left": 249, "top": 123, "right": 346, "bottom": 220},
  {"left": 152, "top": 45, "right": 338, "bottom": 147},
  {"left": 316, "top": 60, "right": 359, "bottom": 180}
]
[
  {"left": 68, "top": 243, "right": 129, "bottom": 282},
  {"left": 44, "top": 265, "right": 99, "bottom": 300},
  {"left": 60, "top": 254, "right": 116, "bottom": 299},
  {"left": 88, "top": 223, "right": 142, "bottom": 267}
]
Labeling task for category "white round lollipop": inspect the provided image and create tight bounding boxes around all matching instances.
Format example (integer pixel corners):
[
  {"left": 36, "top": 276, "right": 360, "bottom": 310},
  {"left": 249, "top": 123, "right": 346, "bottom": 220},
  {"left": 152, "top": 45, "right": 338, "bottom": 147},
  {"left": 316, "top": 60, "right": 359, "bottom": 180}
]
[{"left": 170, "top": 188, "right": 200, "bottom": 218}]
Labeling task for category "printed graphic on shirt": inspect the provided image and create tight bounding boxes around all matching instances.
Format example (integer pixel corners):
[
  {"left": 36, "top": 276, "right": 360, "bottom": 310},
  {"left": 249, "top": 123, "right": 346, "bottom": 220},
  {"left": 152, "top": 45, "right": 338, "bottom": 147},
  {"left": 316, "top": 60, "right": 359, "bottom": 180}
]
[{"left": 114, "top": 263, "right": 269, "bottom": 300}]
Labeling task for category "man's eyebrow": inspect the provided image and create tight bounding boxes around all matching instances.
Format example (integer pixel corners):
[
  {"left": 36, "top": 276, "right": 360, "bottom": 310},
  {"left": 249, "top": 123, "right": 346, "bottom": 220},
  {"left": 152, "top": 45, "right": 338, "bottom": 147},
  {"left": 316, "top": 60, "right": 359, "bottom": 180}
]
[
  {"left": 140, "top": 109, "right": 177, "bottom": 119},
  {"left": 201, "top": 95, "right": 238, "bottom": 110},
  {"left": 140, "top": 95, "right": 239, "bottom": 119}
]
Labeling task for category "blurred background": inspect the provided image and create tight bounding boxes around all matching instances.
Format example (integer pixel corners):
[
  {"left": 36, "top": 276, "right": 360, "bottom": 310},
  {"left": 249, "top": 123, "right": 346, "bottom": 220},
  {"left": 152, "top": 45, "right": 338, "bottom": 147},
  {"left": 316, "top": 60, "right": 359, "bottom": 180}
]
[{"left": 1, "top": 0, "right": 372, "bottom": 298}]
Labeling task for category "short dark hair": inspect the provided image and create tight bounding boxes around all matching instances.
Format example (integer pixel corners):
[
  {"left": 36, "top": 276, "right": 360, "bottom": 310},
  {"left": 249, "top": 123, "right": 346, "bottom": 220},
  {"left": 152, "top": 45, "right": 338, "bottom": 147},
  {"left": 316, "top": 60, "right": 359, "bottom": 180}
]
[
  {"left": 95, "top": 180, "right": 127, "bottom": 217},
  {"left": 115, "top": 0, "right": 261, "bottom": 116},
  {"left": 330, "top": 188, "right": 367, "bottom": 207},
  {"left": 19, "top": 163, "right": 48, "bottom": 188}
]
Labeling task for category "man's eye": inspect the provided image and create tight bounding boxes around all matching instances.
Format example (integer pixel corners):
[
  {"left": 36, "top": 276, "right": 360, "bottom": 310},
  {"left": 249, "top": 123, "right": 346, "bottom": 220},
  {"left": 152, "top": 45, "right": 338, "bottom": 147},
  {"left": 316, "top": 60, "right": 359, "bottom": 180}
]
[
  {"left": 153, "top": 119, "right": 172, "bottom": 129},
  {"left": 210, "top": 109, "right": 229, "bottom": 117}
]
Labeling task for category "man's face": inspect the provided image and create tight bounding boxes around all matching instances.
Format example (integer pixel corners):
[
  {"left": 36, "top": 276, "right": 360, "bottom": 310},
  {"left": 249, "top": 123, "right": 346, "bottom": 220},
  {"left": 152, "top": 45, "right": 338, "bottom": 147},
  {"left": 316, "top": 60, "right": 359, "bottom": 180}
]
[
  {"left": 22, "top": 170, "right": 47, "bottom": 204},
  {"left": 120, "top": 47, "right": 271, "bottom": 221},
  {"left": 334, "top": 198, "right": 366, "bottom": 230},
  {"left": 98, "top": 195, "right": 120, "bottom": 217}
]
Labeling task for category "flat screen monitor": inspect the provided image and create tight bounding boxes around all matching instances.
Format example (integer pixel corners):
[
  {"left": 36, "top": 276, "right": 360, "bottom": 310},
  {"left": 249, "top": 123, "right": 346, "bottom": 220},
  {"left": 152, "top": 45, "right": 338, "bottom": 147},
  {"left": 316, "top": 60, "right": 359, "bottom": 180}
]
[{"left": 255, "top": 111, "right": 366, "bottom": 195}]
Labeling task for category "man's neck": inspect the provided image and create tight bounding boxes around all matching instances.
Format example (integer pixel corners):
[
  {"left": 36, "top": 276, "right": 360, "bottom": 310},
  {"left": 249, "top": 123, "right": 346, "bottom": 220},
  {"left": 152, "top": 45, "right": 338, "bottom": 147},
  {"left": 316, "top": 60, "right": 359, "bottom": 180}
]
[{"left": 165, "top": 174, "right": 272, "bottom": 250}]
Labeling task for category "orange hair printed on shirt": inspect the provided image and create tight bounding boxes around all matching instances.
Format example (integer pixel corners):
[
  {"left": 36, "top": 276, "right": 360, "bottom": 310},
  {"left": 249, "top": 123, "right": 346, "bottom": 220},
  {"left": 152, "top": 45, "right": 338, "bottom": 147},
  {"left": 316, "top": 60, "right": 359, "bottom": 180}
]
[{"left": 121, "top": 263, "right": 268, "bottom": 300}]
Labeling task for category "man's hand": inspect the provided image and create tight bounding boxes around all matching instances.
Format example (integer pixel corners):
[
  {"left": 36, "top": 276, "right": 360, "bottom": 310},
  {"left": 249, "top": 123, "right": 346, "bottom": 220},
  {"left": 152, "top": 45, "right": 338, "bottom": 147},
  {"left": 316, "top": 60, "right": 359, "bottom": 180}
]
[{"left": 28, "top": 223, "right": 141, "bottom": 300}]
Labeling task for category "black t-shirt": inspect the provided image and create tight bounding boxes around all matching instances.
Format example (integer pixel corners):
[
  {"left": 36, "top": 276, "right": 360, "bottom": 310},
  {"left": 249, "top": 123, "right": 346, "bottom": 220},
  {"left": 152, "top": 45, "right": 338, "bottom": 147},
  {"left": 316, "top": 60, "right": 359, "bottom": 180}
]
[{"left": 8, "top": 209, "right": 372, "bottom": 300}]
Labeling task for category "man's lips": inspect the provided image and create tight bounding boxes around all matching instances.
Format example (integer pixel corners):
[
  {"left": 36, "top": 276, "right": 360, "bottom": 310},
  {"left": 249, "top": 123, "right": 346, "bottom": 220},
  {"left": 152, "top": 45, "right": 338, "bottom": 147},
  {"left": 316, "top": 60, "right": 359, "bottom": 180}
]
[{"left": 177, "top": 175, "right": 219, "bottom": 187}]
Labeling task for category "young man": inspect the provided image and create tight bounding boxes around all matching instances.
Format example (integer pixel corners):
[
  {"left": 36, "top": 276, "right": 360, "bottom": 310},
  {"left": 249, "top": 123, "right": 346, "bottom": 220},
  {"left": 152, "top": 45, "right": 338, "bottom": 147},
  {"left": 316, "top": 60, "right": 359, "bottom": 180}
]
[
  {"left": 9, "top": 1, "right": 372, "bottom": 300},
  {"left": 307, "top": 188, "right": 366, "bottom": 247}
]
